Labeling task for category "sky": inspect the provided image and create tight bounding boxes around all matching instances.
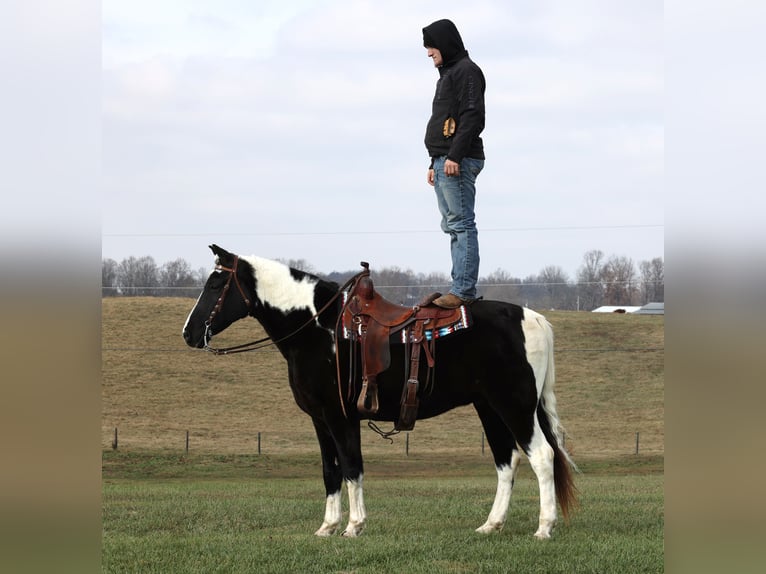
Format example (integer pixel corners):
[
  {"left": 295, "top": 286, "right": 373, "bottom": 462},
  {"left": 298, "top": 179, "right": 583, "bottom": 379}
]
[{"left": 102, "top": 0, "right": 663, "bottom": 280}]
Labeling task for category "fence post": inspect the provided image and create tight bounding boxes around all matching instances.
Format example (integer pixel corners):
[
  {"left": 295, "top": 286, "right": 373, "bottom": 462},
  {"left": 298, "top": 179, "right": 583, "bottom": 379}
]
[
  {"left": 112, "top": 427, "right": 118, "bottom": 450},
  {"left": 635, "top": 432, "right": 639, "bottom": 455},
  {"left": 258, "top": 432, "right": 261, "bottom": 455},
  {"left": 186, "top": 430, "right": 190, "bottom": 453},
  {"left": 481, "top": 431, "right": 485, "bottom": 456},
  {"left": 405, "top": 433, "right": 410, "bottom": 456}
]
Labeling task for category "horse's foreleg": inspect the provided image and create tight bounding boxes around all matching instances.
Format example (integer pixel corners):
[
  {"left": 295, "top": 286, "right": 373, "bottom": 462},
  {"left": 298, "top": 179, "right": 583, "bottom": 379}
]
[
  {"left": 342, "top": 474, "right": 366, "bottom": 537},
  {"left": 316, "top": 491, "right": 342, "bottom": 537},
  {"left": 333, "top": 421, "right": 366, "bottom": 537},
  {"left": 313, "top": 420, "right": 343, "bottom": 537}
]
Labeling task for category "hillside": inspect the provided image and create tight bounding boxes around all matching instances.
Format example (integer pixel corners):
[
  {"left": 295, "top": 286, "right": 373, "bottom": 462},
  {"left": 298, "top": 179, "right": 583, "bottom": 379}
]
[{"left": 102, "top": 298, "right": 663, "bottom": 459}]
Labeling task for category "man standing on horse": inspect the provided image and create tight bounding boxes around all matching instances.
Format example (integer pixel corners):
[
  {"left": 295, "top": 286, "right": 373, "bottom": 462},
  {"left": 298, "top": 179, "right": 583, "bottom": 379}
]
[{"left": 423, "top": 19, "right": 486, "bottom": 309}]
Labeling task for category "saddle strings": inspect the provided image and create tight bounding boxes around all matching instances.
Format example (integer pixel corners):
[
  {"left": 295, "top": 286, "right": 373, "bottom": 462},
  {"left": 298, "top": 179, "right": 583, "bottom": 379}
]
[{"left": 366, "top": 421, "right": 400, "bottom": 442}]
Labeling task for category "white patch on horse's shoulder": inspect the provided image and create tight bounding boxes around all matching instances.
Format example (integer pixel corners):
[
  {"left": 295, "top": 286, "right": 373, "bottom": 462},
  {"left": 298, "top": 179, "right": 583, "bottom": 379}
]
[{"left": 243, "top": 255, "right": 317, "bottom": 314}]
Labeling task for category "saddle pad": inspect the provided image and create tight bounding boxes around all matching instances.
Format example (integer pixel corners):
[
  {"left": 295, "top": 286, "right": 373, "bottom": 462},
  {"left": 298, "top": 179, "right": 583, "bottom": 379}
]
[{"left": 400, "top": 305, "right": 472, "bottom": 342}]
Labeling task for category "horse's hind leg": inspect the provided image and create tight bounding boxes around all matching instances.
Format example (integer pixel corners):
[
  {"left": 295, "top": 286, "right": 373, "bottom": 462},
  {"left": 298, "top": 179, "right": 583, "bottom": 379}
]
[
  {"left": 312, "top": 419, "right": 343, "bottom": 536},
  {"left": 474, "top": 400, "right": 522, "bottom": 534},
  {"left": 525, "top": 416, "right": 557, "bottom": 539},
  {"left": 491, "top": 411, "right": 558, "bottom": 539},
  {"left": 481, "top": 372, "right": 558, "bottom": 539}
]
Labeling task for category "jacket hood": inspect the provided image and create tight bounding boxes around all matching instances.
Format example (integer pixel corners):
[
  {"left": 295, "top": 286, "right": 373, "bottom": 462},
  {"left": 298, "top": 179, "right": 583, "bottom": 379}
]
[{"left": 422, "top": 19, "right": 468, "bottom": 66}]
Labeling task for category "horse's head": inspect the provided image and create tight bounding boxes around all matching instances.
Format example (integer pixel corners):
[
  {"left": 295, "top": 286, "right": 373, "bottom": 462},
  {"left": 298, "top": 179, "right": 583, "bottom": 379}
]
[{"left": 182, "top": 244, "right": 254, "bottom": 349}]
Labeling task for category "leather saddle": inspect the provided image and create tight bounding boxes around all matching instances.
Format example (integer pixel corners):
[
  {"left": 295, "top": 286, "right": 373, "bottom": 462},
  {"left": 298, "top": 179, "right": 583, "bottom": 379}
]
[{"left": 340, "top": 262, "right": 472, "bottom": 431}]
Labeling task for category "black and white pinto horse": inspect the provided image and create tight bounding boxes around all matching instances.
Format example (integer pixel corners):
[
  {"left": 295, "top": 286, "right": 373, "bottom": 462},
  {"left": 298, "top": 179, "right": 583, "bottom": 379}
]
[{"left": 183, "top": 245, "right": 576, "bottom": 538}]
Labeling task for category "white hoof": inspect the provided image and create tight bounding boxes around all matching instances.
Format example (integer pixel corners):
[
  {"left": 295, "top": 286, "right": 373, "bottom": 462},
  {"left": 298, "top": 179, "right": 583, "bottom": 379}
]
[
  {"left": 476, "top": 521, "right": 504, "bottom": 534},
  {"left": 534, "top": 517, "right": 556, "bottom": 539},
  {"left": 314, "top": 523, "right": 339, "bottom": 537},
  {"left": 534, "top": 523, "right": 555, "bottom": 540},
  {"left": 341, "top": 522, "right": 365, "bottom": 537}
]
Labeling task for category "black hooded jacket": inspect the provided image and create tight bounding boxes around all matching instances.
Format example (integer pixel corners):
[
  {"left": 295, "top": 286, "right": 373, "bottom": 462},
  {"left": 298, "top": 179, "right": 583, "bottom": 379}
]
[{"left": 423, "top": 19, "right": 486, "bottom": 166}]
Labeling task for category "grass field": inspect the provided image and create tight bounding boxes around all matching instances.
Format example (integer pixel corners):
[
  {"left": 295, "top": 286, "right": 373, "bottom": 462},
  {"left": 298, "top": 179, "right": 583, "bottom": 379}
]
[
  {"left": 103, "top": 453, "right": 663, "bottom": 574},
  {"left": 102, "top": 297, "right": 664, "bottom": 572}
]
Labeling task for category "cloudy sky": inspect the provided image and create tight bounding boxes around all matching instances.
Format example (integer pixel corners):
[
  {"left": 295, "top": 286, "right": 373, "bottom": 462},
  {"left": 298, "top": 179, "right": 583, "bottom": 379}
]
[{"left": 102, "top": 0, "right": 663, "bottom": 279}]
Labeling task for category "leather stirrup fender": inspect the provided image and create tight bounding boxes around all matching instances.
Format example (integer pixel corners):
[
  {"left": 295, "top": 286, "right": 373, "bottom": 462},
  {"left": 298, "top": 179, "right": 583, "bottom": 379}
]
[{"left": 396, "top": 379, "right": 419, "bottom": 431}]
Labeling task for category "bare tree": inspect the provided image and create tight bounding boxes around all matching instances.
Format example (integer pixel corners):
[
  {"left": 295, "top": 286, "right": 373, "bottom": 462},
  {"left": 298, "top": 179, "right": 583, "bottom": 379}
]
[
  {"left": 651, "top": 257, "right": 664, "bottom": 302},
  {"left": 194, "top": 266, "right": 210, "bottom": 285},
  {"left": 601, "top": 255, "right": 638, "bottom": 305},
  {"left": 418, "top": 271, "right": 451, "bottom": 289},
  {"left": 639, "top": 257, "right": 664, "bottom": 303},
  {"left": 159, "top": 258, "right": 199, "bottom": 297},
  {"left": 519, "top": 274, "right": 546, "bottom": 309},
  {"left": 412, "top": 271, "right": 451, "bottom": 303},
  {"left": 538, "top": 265, "right": 573, "bottom": 309},
  {"left": 576, "top": 249, "right": 605, "bottom": 311},
  {"left": 479, "top": 268, "right": 522, "bottom": 303},
  {"left": 117, "top": 256, "right": 159, "bottom": 296},
  {"left": 373, "top": 266, "right": 417, "bottom": 304},
  {"left": 102, "top": 258, "right": 119, "bottom": 296}
]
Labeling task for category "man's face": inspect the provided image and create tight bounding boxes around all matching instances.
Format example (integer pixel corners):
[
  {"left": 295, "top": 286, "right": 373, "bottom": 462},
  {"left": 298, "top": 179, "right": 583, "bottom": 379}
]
[{"left": 426, "top": 47, "right": 443, "bottom": 67}]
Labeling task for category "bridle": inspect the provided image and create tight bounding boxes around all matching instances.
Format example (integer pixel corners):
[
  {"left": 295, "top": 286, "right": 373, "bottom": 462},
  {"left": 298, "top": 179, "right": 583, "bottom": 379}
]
[
  {"left": 202, "top": 256, "right": 255, "bottom": 353},
  {"left": 202, "top": 258, "right": 366, "bottom": 356},
  {"left": 208, "top": 257, "right": 252, "bottom": 320}
]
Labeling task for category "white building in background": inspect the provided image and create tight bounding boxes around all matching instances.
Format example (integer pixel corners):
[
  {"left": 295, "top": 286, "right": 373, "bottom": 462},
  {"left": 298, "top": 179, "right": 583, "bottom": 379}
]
[{"left": 592, "top": 303, "right": 664, "bottom": 315}]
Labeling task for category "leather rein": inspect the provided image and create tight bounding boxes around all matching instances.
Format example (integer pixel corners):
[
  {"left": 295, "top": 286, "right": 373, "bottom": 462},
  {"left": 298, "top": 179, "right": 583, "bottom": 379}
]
[{"left": 203, "top": 259, "right": 364, "bottom": 356}]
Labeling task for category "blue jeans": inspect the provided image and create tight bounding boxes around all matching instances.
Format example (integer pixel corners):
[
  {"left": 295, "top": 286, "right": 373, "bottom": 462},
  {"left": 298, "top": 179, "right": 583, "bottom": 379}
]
[{"left": 432, "top": 156, "right": 484, "bottom": 300}]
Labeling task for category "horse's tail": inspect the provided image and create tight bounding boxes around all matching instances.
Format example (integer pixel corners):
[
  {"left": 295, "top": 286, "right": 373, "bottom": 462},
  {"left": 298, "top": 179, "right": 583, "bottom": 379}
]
[{"left": 535, "top": 315, "right": 579, "bottom": 521}]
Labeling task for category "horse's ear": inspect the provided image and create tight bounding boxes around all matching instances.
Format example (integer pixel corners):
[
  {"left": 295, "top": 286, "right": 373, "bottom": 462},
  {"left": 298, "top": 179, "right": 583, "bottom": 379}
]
[
  {"left": 210, "top": 244, "right": 237, "bottom": 267},
  {"left": 209, "top": 244, "right": 229, "bottom": 257}
]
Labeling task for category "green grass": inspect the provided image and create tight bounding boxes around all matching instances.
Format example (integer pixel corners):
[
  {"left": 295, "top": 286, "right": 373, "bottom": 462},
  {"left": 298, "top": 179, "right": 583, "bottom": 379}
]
[
  {"left": 103, "top": 461, "right": 663, "bottom": 573},
  {"left": 102, "top": 453, "right": 663, "bottom": 573}
]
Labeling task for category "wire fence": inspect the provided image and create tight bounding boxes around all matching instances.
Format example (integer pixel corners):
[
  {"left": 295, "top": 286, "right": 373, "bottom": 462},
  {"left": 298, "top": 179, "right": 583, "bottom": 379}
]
[{"left": 103, "top": 426, "right": 664, "bottom": 459}]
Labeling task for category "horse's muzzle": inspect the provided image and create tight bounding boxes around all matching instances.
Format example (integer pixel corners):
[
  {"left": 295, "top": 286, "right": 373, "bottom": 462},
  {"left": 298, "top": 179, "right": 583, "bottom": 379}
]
[{"left": 182, "top": 327, "right": 206, "bottom": 349}]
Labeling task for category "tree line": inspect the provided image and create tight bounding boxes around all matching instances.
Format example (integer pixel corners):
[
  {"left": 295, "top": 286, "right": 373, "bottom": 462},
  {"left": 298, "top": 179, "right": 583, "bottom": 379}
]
[{"left": 102, "top": 249, "right": 663, "bottom": 311}]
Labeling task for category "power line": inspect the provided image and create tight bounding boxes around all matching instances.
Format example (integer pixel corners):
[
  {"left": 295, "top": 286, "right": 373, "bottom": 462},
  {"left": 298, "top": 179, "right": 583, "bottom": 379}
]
[
  {"left": 103, "top": 223, "right": 663, "bottom": 238},
  {"left": 101, "top": 279, "right": 663, "bottom": 290}
]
